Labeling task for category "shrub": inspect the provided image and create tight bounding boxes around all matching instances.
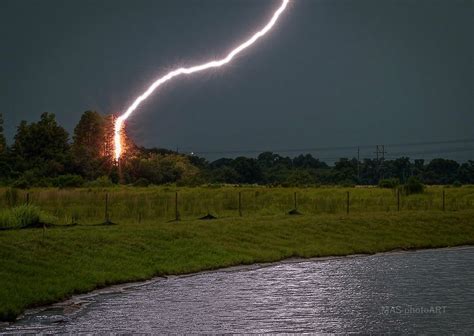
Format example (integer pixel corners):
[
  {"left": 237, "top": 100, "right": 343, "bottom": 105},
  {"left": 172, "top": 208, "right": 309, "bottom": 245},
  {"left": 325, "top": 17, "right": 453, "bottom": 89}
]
[
  {"left": 133, "top": 178, "right": 151, "bottom": 187},
  {"left": 378, "top": 178, "right": 400, "bottom": 189},
  {"left": 85, "top": 176, "right": 114, "bottom": 188},
  {"left": 52, "top": 175, "right": 84, "bottom": 188},
  {"left": 0, "top": 205, "right": 42, "bottom": 228},
  {"left": 12, "top": 177, "right": 30, "bottom": 189},
  {"left": 452, "top": 181, "right": 462, "bottom": 188},
  {"left": 340, "top": 180, "right": 356, "bottom": 188},
  {"left": 403, "top": 176, "right": 424, "bottom": 195}
]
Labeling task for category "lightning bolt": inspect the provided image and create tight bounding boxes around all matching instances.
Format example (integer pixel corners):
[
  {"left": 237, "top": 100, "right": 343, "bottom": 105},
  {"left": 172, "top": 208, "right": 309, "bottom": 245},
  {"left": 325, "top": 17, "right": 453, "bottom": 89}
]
[{"left": 114, "top": 0, "right": 290, "bottom": 160}]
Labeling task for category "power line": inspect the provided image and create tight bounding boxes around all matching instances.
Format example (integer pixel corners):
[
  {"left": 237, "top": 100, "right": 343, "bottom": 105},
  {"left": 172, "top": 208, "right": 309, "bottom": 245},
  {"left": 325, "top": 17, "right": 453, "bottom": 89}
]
[
  {"left": 188, "top": 147, "right": 473, "bottom": 163},
  {"left": 386, "top": 147, "right": 474, "bottom": 158},
  {"left": 186, "top": 138, "right": 474, "bottom": 156}
]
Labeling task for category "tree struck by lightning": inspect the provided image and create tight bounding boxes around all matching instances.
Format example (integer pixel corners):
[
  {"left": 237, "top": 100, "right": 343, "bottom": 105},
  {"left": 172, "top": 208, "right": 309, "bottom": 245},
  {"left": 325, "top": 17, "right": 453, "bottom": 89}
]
[{"left": 114, "top": 0, "right": 290, "bottom": 161}]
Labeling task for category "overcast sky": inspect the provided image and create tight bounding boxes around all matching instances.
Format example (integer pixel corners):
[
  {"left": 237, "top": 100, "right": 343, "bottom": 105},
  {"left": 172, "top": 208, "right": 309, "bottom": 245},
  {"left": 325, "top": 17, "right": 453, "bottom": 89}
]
[{"left": 1, "top": 0, "right": 472, "bottom": 161}]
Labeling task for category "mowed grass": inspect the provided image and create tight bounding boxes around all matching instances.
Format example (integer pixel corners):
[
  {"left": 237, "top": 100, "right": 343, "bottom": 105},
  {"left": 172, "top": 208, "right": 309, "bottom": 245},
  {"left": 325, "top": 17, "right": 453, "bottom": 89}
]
[
  {"left": 1, "top": 185, "right": 473, "bottom": 224},
  {"left": 0, "top": 209, "right": 473, "bottom": 322}
]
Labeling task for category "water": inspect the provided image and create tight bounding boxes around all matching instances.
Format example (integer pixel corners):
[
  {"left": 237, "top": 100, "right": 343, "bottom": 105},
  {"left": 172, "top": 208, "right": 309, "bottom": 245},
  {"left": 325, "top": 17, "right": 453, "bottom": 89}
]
[{"left": 2, "top": 247, "right": 474, "bottom": 334}]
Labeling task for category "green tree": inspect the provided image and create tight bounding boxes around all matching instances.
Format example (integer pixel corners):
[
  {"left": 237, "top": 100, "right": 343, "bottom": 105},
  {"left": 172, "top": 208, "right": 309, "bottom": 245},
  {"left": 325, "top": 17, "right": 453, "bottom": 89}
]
[
  {"left": 332, "top": 158, "right": 357, "bottom": 184},
  {"left": 424, "top": 158, "right": 460, "bottom": 184},
  {"left": 293, "top": 154, "right": 328, "bottom": 169},
  {"left": 287, "top": 169, "right": 315, "bottom": 186},
  {"left": 458, "top": 160, "right": 474, "bottom": 184},
  {"left": 71, "top": 111, "right": 110, "bottom": 179},
  {"left": 232, "top": 157, "right": 263, "bottom": 184},
  {"left": 125, "top": 153, "right": 198, "bottom": 185},
  {"left": 12, "top": 113, "right": 70, "bottom": 177}
]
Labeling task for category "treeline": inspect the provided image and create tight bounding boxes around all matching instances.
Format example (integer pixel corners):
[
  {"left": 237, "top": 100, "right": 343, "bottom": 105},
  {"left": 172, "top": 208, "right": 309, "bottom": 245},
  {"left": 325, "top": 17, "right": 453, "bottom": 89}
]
[{"left": 0, "top": 112, "right": 473, "bottom": 188}]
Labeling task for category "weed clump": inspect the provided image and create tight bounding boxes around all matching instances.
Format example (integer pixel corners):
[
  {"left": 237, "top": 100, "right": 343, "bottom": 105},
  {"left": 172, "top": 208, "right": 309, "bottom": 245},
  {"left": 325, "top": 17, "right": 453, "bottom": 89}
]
[
  {"left": 403, "top": 176, "right": 425, "bottom": 195},
  {"left": 0, "top": 205, "right": 42, "bottom": 228},
  {"left": 378, "top": 178, "right": 399, "bottom": 189}
]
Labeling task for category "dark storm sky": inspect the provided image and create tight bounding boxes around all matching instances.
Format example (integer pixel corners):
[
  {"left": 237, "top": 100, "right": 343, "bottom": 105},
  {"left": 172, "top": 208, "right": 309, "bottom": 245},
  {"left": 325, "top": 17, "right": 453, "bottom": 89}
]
[{"left": 1, "top": 0, "right": 472, "bottom": 161}]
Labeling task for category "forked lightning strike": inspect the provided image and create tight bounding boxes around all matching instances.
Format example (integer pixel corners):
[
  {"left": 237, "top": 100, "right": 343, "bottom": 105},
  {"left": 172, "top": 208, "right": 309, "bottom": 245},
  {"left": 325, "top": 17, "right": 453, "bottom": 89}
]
[{"left": 114, "top": 0, "right": 290, "bottom": 160}]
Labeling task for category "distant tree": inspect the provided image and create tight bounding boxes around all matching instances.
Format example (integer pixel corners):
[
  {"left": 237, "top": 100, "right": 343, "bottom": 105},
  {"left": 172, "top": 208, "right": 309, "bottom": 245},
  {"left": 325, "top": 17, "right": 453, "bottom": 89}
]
[
  {"left": 359, "top": 159, "right": 379, "bottom": 185},
  {"left": 12, "top": 113, "right": 70, "bottom": 177},
  {"left": 256, "top": 152, "right": 294, "bottom": 184},
  {"left": 261, "top": 165, "right": 291, "bottom": 185},
  {"left": 332, "top": 158, "right": 357, "bottom": 183},
  {"left": 287, "top": 169, "right": 315, "bottom": 186},
  {"left": 210, "top": 158, "right": 235, "bottom": 169},
  {"left": 232, "top": 157, "right": 263, "bottom": 184},
  {"left": 458, "top": 160, "right": 474, "bottom": 184},
  {"left": 124, "top": 153, "right": 198, "bottom": 185},
  {"left": 211, "top": 166, "right": 240, "bottom": 184},
  {"left": 412, "top": 159, "right": 425, "bottom": 179},
  {"left": 257, "top": 152, "right": 283, "bottom": 168},
  {"left": 187, "top": 155, "right": 209, "bottom": 169},
  {"left": 388, "top": 157, "right": 411, "bottom": 183},
  {"left": 293, "top": 154, "right": 328, "bottom": 170},
  {"left": 424, "top": 158, "right": 460, "bottom": 184}
]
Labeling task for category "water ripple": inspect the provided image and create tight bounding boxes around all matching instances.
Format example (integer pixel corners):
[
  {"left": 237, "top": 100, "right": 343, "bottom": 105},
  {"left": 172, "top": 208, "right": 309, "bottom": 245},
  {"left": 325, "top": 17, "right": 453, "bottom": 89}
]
[{"left": 3, "top": 247, "right": 474, "bottom": 334}]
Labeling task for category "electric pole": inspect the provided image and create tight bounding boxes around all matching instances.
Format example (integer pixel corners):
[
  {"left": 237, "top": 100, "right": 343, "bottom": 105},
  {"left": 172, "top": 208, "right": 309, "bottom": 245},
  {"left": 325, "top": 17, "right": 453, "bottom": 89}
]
[{"left": 374, "top": 145, "right": 387, "bottom": 182}]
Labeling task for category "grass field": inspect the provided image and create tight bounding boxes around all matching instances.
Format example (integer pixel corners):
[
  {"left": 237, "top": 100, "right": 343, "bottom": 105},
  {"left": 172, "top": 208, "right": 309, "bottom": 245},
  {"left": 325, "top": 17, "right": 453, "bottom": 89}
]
[
  {"left": 0, "top": 186, "right": 473, "bottom": 322},
  {"left": 1, "top": 185, "right": 473, "bottom": 225}
]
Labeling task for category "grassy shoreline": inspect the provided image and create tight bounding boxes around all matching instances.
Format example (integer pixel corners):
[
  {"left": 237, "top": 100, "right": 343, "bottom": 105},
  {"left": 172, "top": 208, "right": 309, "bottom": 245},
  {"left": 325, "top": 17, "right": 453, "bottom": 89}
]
[{"left": 1, "top": 210, "right": 474, "bottom": 322}]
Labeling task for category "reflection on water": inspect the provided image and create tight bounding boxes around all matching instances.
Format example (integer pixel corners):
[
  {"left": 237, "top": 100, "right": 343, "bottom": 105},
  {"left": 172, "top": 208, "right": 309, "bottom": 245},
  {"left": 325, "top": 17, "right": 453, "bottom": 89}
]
[{"left": 2, "top": 247, "right": 474, "bottom": 334}]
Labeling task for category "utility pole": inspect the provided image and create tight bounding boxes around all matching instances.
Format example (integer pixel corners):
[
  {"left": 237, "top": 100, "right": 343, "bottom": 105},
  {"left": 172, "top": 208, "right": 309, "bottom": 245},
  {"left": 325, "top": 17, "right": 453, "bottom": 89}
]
[
  {"left": 374, "top": 145, "right": 387, "bottom": 182},
  {"left": 380, "top": 145, "right": 386, "bottom": 180}
]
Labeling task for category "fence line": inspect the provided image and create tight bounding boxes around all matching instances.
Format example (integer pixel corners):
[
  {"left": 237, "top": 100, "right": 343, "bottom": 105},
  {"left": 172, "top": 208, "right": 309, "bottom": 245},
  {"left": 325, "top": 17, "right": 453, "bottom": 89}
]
[{"left": 1, "top": 187, "right": 473, "bottom": 225}]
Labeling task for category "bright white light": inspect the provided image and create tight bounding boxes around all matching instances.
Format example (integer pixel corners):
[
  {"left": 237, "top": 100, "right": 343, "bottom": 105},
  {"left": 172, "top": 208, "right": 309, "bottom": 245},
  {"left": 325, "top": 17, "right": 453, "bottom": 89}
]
[{"left": 114, "top": 0, "right": 290, "bottom": 160}]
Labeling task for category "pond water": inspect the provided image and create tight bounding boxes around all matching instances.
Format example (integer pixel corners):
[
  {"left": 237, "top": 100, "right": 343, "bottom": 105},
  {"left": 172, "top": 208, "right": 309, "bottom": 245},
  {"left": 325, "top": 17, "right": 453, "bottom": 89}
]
[{"left": 2, "top": 247, "right": 474, "bottom": 334}]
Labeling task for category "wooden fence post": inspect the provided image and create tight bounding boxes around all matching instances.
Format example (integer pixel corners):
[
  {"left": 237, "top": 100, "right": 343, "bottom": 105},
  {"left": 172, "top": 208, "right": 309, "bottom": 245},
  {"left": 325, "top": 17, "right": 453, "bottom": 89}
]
[
  {"left": 397, "top": 188, "right": 400, "bottom": 212},
  {"left": 346, "top": 191, "right": 350, "bottom": 215},
  {"left": 26, "top": 193, "right": 30, "bottom": 206},
  {"left": 294, "top": 192, "right": 297, "bottom": 210},
  {"left": 442, "top": 190, "right": 446, "bottom": 211},
  {"left": 105, "top": 193, "right": 109, "bottom": 222},
  {"left": 175, "top": 191, "right": 179, "bottom": 221},
  {"left": 238, "top": 191, "right": 242, "bottom": 217}
]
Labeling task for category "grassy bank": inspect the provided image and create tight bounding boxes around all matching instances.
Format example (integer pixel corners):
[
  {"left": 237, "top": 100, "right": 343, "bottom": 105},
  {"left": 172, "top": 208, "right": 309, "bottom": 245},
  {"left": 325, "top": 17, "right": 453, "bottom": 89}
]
[{"left": 1, "top": 210, "right": 474, "bottom": 322}]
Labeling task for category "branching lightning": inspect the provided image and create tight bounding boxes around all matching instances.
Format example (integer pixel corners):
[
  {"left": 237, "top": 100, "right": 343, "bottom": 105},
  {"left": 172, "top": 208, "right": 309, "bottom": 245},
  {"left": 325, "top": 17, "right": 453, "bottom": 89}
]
[{"left": 114, "top": 0, "right": 290, "bottom": 160}]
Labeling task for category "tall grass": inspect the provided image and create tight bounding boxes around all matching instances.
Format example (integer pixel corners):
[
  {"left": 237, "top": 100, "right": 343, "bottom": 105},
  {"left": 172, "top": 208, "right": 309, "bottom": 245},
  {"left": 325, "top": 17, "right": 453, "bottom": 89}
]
[
  {"left": 0, "top": 205, "right": 42, "bottom": 228},
  {"left": 0, "top": 185, "right": 473, "bottom": 224}
]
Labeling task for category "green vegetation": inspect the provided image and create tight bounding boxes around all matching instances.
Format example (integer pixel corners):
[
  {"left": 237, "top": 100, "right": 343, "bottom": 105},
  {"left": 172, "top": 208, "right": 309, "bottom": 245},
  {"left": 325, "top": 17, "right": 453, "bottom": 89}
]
[
  {"left": 403, "top": 176, "right": 425, "bottom": 195},
  {"left": 0, "top": 207, "right": 473, "bottom": 322},
  {"left": 0, "top": 185, "right": 473, "bottom": 321},
  {"left": 0, "top": 205, "right": 43, "bottom": 229},
  {"left": 1, "top": 185, "right": 473, "bottom": 225},
  {"left": 1, "top": 112, "right": 474, "bottom": 188},
  {"left": 378, "top": 178, "right": 399, "bottom": 189}
]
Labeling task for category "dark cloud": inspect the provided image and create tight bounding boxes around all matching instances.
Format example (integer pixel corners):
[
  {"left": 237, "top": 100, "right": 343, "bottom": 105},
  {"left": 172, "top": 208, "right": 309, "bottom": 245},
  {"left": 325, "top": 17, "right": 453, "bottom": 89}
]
[{"left": 1, "top": 0, "right": 472, "bottom": 161}]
